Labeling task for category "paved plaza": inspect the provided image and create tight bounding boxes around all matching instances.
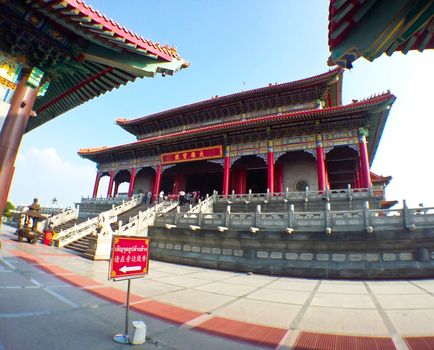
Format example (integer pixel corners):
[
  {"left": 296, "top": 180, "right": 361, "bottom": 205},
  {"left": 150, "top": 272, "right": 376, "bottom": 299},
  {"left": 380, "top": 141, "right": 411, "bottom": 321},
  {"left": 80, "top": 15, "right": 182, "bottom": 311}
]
[{"left": 1, "top": 226, "right": 434, "bottom": 349}]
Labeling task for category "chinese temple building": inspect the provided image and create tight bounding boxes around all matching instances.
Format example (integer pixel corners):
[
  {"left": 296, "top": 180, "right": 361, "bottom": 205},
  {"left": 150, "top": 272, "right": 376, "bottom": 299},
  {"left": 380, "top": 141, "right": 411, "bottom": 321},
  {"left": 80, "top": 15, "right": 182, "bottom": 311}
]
[
  {"left": 328, "top": 0, "right": 434, "bottom": 68},
  {"left": 0, "top": 0, "right": 187, "bottom": 214},
  {"left": 80, "top": 67, "right": 396, "bottom": 207}
]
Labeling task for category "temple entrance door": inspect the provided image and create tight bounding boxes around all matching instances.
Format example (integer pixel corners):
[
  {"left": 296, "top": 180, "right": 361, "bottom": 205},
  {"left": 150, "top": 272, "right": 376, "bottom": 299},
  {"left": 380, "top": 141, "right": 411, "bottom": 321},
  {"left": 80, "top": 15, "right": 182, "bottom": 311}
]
[
  {"left": 326, "top": 146, "right": 358, "bottom": 189},
  {"left": 246, "top": 168, "right": 267, "bottom": 193},
  {"left": 162, "top": 161, "right": 223, "bottom": 197},
  {"left": 232, "top": 155, "right": 267, "bottom": 194}
]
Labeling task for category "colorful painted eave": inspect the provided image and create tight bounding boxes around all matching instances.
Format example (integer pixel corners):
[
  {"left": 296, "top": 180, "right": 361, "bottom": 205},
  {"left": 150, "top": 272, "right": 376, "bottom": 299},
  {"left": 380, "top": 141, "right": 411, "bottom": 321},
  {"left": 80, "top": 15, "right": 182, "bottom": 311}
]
[
  {"left": 115, "top": 68, "right": 343, "bottom": 129},
  {"left": 30, "top": 0, "right": 181, "bottom": 62},
  {"left": 20, "top": 0, "right": 188, "bottom": 132},
  {"left": 79, "top": 92, "right": 396, "bottom": 159},
  {"left": 328, "top": 0, "right": 434, "bottom": 68}
]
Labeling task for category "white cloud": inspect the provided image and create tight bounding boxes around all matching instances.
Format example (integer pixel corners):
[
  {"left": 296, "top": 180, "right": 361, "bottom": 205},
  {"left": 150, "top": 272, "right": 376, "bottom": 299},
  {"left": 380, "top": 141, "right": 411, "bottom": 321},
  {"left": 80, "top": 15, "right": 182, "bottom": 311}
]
[{"left": 9, "top": 147, "right": 95, "bottom": 208}]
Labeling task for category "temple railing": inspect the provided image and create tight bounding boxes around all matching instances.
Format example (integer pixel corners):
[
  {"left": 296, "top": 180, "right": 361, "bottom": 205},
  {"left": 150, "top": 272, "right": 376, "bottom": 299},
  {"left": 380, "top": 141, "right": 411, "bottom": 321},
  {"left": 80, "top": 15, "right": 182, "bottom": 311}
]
[
  {"left": 80, "top": 194, "right": 141, "bottom": 205},
  {"left": 216, "top": 187, "right": 372, "bottom": 203},
  {"left": 153, "top": 202, "right": 434, "bottom": 234},
  {"left": 116, "top": 200, "right": 178, "bottom": 236},
  {"left": 187, "top": 192, "right": 216, "bottom": 213},
  {"left": 40, "top": 207, "right": 79, "bottom": 230},
  {"left": 55, "top": 195, "right": 144, "bottom": 247}
]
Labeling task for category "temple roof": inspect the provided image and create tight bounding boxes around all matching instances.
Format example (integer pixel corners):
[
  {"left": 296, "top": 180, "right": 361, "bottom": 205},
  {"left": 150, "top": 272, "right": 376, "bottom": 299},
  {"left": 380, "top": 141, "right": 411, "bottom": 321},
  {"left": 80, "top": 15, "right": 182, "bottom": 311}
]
[
  {"left": 0, "top": 0, "right": 188, "bottom": 132},
  {"left": 371, "top": 172, "right": 392, "bottom": 185},
  {"left": 328, "top": 0, "right": 434, "bottom": 68},
  {"left": 115, "top": 67, "right": 343, "bottom": 136},
  {"left": 79, "top": 91, "right": 396, "bottom": 163}
]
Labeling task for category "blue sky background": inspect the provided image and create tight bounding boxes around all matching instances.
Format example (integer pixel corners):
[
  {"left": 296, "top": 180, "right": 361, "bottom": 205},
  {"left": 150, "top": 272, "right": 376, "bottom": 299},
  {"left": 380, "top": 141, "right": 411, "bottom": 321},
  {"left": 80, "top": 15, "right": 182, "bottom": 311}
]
[{"left": 9, "top": 0, "right": 434, "bottom": 208}]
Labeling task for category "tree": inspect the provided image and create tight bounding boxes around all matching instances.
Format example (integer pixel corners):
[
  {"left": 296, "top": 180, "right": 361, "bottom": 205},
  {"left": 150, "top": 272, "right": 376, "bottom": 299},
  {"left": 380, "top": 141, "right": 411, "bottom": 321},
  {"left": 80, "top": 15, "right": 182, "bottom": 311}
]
[{"left": 2, "top": 201, "right": 15, "bottom": 219}]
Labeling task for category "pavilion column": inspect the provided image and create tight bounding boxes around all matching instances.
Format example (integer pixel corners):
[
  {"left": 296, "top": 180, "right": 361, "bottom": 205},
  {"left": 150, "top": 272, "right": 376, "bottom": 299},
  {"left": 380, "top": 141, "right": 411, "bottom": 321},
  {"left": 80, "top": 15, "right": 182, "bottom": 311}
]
[
  {"left": 316, "top": 134, "right": 327, "bottom": 192},
  {"left": 153, "top": 165, "right": 162, "bottom": 201},
  {"left": 223, "top": 147, "right": 230, "bottom": 196},
  {"left": 113, "top": 182, "right": 120, "bottom": 197},
  {"left": 275, "top": 164, "right": 284, "bottom": 193},
  {"left": 358, "top": 128, "right": 371, "bottom": 188},
  {"left": 0, "top": 70, "right": 41, "bottom": 214},
  {"left": 127, "top": 168, "right": 136, "bottom": 198},
  {"left": 267, "top": 141, "right": 275, "bottom": 193},
  {"left": 92, "top": 172, "right": 102, "bottom": 198},
  {"left": 106, "top": 171, "right": 115, "bottom": 198},
  {"left": 239, "top": 168, "right": 247, "bottom": 194}
]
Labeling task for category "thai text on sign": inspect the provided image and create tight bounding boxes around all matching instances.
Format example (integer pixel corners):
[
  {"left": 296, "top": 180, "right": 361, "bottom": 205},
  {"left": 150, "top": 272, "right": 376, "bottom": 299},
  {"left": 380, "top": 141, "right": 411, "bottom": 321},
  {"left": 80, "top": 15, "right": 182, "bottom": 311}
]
[
  {"left": 161, "top": 145, "right": 223, "bottom": 164},
  {"left": 109, "top": 236, "right": 150, "bottom": 280}
]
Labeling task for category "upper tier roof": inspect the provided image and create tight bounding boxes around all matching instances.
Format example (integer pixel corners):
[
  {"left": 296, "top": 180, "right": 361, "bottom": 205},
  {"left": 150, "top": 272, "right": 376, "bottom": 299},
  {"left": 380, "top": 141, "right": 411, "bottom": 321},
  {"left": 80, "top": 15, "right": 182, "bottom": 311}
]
[
  {"left": 115, "top": 67, "right": 343, "bottom": 136},
  {"left": 328, "top": 0, "right": 434, "bottom": 68},
  {"left": 79, "top": 91, "right": 396, "bottom": 164},
  {"left": 0, "top": 0, "right": 188, "bottom": 132}
]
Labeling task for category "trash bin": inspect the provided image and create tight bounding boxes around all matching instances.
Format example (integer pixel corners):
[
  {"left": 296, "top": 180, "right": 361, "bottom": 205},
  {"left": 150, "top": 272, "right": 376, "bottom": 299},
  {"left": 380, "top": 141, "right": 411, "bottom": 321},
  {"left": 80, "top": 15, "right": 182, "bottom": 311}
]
[{"left": 129, "top": 321, "right": 146, "bottom": 345}]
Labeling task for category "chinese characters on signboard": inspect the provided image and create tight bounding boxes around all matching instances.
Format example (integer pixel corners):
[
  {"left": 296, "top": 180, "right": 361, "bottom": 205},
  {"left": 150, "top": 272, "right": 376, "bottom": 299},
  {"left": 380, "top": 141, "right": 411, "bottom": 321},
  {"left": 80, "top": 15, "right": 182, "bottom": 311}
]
[
  {"left": 161, "top": 145, "right": 223, "bottom": 165},
  {"left": 109, "top": 236, "right": 150, "bottom": 280}
]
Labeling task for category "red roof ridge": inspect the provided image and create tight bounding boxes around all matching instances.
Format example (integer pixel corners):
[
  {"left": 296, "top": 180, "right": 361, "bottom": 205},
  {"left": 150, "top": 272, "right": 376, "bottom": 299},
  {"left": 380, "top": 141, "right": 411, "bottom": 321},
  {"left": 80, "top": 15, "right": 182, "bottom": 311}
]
[
  {"left": 70, "top": 0, "right": 181, "bottom": 61},
  {"left": 116, "top": 67, "right": 343, "bottom": 126},
  {"left": 80, "top": 91, "right": 395, "bottom": 156}
]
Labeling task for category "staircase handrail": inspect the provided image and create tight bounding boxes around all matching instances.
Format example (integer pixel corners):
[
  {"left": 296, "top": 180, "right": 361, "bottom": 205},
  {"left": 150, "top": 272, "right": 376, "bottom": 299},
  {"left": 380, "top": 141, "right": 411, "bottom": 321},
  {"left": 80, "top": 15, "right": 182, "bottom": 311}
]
[
  {"left": 117, "top": 200, "right": 178, "bottom": 236},
  {"left": 188, "top": 192, "right": 216, "bottom": 213},
  {"left": 40, "top": 207, "right": 78, "bottom": 230},
  {"left": 54, "top": 194, "right": 144, "bottom": 246}
]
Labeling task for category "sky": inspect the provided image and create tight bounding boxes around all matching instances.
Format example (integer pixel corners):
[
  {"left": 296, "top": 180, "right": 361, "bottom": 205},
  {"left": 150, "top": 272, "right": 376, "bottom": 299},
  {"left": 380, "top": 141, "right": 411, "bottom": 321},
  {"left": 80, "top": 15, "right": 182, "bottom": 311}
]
[{"left": 8, "top": 0, "right": 434, "bottom": 208}]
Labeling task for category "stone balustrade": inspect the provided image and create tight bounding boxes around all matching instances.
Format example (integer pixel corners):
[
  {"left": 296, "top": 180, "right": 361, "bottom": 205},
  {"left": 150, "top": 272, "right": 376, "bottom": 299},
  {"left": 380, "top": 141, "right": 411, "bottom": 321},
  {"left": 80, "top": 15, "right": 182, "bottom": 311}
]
[
  {"left": 40, "top": 207, "right": 78, "bottom": 230},
  {"left": 187, "top": 192, "right": 216, "bottom": 214},
  {"left": 55, "top": 195, "right": 144, "bottom": 247},
  {"left": 80, "top": 194, "right": 141, "bottom": 205},
  {"left": 154, "top": 202, "right": 434, "bottom": 234},
  {"left": 117, "top": 200, "right": 178, "bottom": 236}
]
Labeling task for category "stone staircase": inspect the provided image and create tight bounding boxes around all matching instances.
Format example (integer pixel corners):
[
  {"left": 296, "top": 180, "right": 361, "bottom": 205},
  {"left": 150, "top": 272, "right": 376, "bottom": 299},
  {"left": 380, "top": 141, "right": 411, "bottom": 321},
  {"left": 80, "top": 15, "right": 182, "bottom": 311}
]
[{"left": 64, "top": 235, "right": 91, "bottom": 254}]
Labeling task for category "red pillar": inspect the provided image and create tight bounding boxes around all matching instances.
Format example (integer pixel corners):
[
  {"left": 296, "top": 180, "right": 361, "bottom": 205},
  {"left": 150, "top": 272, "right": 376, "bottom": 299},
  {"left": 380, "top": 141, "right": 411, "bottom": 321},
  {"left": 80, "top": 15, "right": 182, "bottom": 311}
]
[
  {"left": 127, "top": 168, "right": 136, "bottom": 197},
  {"left": 316, "top": 135, "right": 326, "bottom": 192},
  {"left": 223, "top": 147, "right": 230, "bottom": 196},
  {"left": 239, "top": 168, "right": 247, "bottom": 194},
  {"left": 275, "top": 164, "right": 284, "bottom": 192},
  {"left": 358, "top": 129, "right": 371, "bottom": 188},
  {"left": 267, "top": 141, "right": 275, "bottom": 193},
  {"left": 153, "top": 165, "right": 162, "bottom": 200},
  {"left": 0, "top": 72, "right": 40, "bottom": 215},
  {"left": 106, "top": 171, "right": 115, "bottom": 198},
  {"left": 113, "top": 182, "right": 120, "bottom": 197},
  {"left": 92, "top": 173, "right": 101, "bottom": 198}
]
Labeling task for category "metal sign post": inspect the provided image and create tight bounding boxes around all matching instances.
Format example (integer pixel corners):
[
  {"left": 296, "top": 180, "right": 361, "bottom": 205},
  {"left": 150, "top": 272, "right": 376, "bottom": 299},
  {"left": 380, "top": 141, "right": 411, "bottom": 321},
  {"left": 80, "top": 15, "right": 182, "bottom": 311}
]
[{"left": 109, "top": 235, "right": 150, "bottom": 344}]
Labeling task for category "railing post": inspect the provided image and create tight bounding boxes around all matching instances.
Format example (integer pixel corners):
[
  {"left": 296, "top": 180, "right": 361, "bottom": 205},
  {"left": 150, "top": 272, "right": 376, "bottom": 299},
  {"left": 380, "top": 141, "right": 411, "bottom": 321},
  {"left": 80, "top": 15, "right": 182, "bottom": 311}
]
[
  {"left": 118, "top": 220, "right": 122, "bottom": 234},
  {"left": 255, "top": 204, "right": 261, "bottom": 227},
  {"left": 231, "top": 190, "right": 235, "bottom": 200},
  {"left": 288, "top": 204, "right": 295, "bottom": 229},
  {"left": 248, "top": 189, "right": 252, "bottom": 201},
  {"left": 266, "top": 188, "right": 270, "bottom": 200},
  {"left": 363, "top": 201, "right": 372, "bottom": 233},
  {"left": 225, "top": 205, "right": 231, "bottom": 227},
  {"left": 325, "top": 201, "right": 331, "bottom": 234},
  {"left": 197, "top": 211, "right": 203, "bottom": 226},
  {"left": 285, "top": 187, "right": 290, "bottom": 200}
]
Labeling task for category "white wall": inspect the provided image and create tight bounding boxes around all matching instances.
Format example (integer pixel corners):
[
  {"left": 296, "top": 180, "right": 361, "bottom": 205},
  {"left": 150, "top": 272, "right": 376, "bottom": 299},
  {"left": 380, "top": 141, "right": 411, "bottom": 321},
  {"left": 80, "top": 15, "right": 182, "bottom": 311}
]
[{"left": 283, "top": 159, "right": 318, "bottom": 191}]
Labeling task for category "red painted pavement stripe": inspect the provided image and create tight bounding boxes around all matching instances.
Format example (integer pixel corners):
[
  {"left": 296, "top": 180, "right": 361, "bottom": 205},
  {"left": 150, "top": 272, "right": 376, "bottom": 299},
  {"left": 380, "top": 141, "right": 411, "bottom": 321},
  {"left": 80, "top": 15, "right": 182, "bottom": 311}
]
[
  {"left": 131, "top": 300, "right": 201, "bottom": 325},
  {"left": 294, "top": 331, "right": 396, "bottom": 350},
  {"left": 405, "top": 336, "right": 434, "bottom": 350},
  {"left": 193, "top": 316, "right": 287, "bottom": 348}
]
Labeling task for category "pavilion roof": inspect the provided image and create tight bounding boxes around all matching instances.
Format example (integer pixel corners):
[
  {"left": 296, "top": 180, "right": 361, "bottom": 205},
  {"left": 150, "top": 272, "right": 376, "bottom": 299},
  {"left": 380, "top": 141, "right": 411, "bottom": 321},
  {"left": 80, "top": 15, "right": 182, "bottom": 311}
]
[
  {"left": 328, "top": 0, "right": 434, "bottom": 68},
  {"left": 79, "top": 91, "right": 396, "bottom": 163},
  {"left": 371, "top": 172, "right": 392, "bottom": 185},
  {"left": 0, "top": 0, "right": 188, "bottom": 132},
  {"left": 115, "top": 67, "right": 343, "bottom": 134}
]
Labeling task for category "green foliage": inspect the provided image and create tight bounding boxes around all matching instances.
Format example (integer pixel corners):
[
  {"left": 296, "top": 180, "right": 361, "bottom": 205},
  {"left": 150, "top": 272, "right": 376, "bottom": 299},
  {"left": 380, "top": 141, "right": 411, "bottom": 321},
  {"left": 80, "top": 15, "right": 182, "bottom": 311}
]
[{"left": 2, "top": 201, "right": 15, "bottom": 219}]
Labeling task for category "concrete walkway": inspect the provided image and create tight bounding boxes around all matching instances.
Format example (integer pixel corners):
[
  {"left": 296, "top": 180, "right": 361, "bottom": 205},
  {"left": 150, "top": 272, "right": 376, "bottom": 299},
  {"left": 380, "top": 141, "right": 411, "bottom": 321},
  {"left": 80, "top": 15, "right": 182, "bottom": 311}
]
[{"left": 1, "top": 226, "right": 434, "bottom": 350}]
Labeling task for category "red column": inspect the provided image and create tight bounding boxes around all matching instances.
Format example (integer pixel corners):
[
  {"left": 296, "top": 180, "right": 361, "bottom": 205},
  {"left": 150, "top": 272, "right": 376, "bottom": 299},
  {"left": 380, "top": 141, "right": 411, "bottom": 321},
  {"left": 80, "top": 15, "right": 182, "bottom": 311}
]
[
  {"left": 127, "top": 168, "right": 136, "bottom": 197},
  {"left": 267, "top": 141, "right": 275, "bottom": 193},
  {"left": 113, "top": 182, "right": 120, "bottom": 197},
  {"left": 106, "top": 171, "right": 115, "bottom": 198},
  {"left": 223, "top": 147, "right": 230, "bottom": 196},
  {"left": 358, "top": 129, "right": 371, "bottom": 188},
  {"left": 92, "top": 173, "right": 101, "bottom": 198},
  {"left": 316, "top": 135, "right": 326, "bottom": 192},
  {"left": 275, "top": 164, "right": 284, "bottom": 192},
  {"left": 152, "top": 165, "right": 162, "bottom": 201},
  {"left": 0, "top": 72, "right": 40, "bottom": 215},
  {"left": 239, "top": 168, "right": 247, "bottom": 194}
]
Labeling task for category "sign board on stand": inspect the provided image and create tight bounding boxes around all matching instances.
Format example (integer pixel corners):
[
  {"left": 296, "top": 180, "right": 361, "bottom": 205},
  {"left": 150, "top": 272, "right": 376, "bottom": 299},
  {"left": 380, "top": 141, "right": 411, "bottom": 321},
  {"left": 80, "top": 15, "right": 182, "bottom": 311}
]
[{"left": 109, "top": 235, "right": 150, "bottom": 345}]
